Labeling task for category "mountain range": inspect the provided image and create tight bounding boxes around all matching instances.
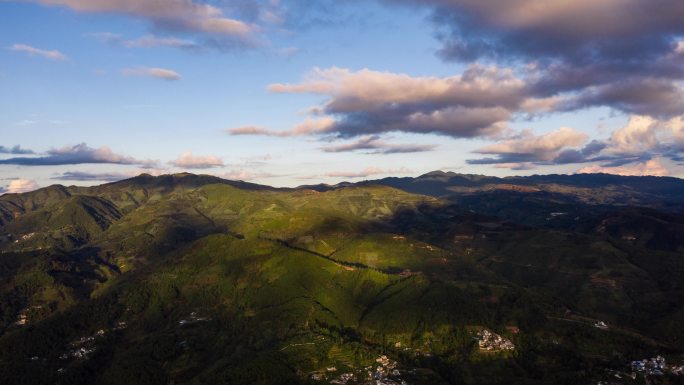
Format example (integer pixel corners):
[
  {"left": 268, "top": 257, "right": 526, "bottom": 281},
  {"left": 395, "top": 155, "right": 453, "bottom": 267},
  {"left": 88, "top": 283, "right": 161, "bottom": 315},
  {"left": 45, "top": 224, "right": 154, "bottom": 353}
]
[{"left": 1, "top": 171, "right": 683, "bottom": 385}]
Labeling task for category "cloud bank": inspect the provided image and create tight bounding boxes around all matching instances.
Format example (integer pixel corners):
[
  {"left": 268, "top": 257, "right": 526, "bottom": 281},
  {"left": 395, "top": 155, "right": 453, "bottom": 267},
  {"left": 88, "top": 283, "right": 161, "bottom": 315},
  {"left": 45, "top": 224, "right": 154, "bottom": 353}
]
[
  {"left": 0, "top": 143, "right": 157, "bottom": 167},
  {"left": 0, "top": 145, "right": 34, "bottom": 155}
]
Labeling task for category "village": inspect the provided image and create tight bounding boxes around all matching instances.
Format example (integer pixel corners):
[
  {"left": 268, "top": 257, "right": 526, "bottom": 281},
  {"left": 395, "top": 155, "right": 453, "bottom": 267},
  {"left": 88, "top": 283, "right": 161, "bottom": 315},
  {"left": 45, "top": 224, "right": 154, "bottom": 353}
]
[
  {"left": 53, "top": 321, "right": 128, "bottom": 374},
  {"left": 476, "top": 329, "right": 516, "bottom": 352},
  {"left": 46, "top": 310, "right": 211, "bottom": 375},
  {"left": 596, "top": 355, "right": 684, "bottom": 384},
  {"left": 629, "top": 355, "right": 684, "bottom": 377},
  {"left": 310, "top": 355, "right": 409, "bottom": 385}
]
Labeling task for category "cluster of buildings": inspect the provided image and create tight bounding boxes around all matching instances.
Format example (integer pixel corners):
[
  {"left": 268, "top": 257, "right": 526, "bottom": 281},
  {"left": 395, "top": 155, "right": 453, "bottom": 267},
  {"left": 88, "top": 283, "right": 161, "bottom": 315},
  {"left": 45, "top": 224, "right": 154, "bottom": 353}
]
[
  {"left": 631, "top": 355, "right": 666, "bottom": 375},
  {"left": 309, "top": 355, "right": 409, "bottom": 385},
  {"left": 9, "top": 232, "right": 37, "bottom": 244},
  {"left": 59, "top": 330, "right": 106, "bottom": 362},
  {"left": 476, "top": 329, "right": 515, "bottom": 352},
  {"left": 598, "top": 355, "right": 684, "bottom": 382},
  {"left": 15, "top": 311, "right": 27, "bottom": 326},
  {"left": 14, "top": 305, "right": 44, "bottom": 326},
  {"left": 329, "top": 372, "right": 354, "bottom": 384},
  {"left": 630, "top": 355, "right": 684, "bottom": 376},
  {"left": 55, "top": 321, "right": 129, "bottom": 373}
]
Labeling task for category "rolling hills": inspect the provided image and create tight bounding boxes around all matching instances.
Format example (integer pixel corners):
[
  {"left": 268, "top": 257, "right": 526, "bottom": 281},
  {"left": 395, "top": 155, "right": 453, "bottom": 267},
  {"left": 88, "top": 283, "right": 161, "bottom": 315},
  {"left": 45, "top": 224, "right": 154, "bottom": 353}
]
[{"left": 0, "top": 172, "right": 683, "bottom": 385}]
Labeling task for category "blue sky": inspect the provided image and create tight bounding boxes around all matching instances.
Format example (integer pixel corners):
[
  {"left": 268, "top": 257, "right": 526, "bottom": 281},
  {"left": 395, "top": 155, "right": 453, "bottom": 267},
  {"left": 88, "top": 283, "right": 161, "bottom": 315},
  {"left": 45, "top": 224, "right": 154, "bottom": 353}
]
[{"left": 1, "top": 0, "right": 683, "bottom": 192}]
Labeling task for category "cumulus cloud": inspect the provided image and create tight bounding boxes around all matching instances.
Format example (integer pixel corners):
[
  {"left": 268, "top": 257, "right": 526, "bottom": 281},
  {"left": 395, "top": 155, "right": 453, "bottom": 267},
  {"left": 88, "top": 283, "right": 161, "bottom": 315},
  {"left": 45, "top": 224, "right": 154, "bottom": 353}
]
[
  {"left": 606, "top": 115, "right": 663, "bottom": 154},
  {"left": 170, "top": 151, "right": 224, "bottom": 169},
  {"left": 10, "top": 44, "right": 67, "bottom": 60},
  {"left": 121, "top": 66, "right": 182, "bottom": 81},
  {"left": 578, "top": 158, "right": 670, "bottom": 177},
  {"left": 0, "top": 143, "right": 157, "bottom": 167},
  {"left": 233, "top": 65, "right": 553, "bottom": 139},
  {"left": 469, "top": 114, "right": 684, "bottom": 175},
  {"left": 31, "top": 0, "right": 256, "bottom": 41},
  {"left": 320, "top": 135, "right": 437, "bottom": 154},
  {"left": 4, "top": 179, "right": 40, "bottom": 194},
  {"left": 470, "top": 127, "right": 589, "bottom": 165},
  {"left": 0, "top": 145, "right": 34, "bottom": 155}
]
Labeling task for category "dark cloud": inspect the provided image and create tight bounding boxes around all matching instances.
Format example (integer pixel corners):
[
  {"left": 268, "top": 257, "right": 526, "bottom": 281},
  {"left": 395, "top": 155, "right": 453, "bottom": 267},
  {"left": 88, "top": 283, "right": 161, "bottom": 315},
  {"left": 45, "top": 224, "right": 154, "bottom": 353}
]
[
  {"left": 553, "top": 140, "right": 609, "bottom": 164},
  {"left": 468, "top": 127, "right": 589, "bottom": 167},
  {"left": 385, "top": 0, "right": 684, "bottom": 120},
  {"left": 0, "top": 145, "right": 34, "bottom": 155},
  {"left": 393, "top": 0, "right": 684, "bottom": 63},
  {"left": 559, "top": 78, "right": 684, "bottom": 118},
  {"left": 52, "top": 171, "right": 133, "bottom": 182},
  {"left": 0, "top": 143, "right": 157, "bottom": 167}
]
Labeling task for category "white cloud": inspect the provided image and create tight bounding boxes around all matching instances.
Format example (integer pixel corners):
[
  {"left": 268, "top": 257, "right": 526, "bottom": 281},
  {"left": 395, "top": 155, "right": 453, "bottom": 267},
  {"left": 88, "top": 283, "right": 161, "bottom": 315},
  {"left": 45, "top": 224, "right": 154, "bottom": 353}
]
[
  {"left": 5, "top": 179, "right": 40, "bottom": 194},
  {"left": 170, "top": 151, "right": 224, "bottom": 169},
  {"left": 32, "top": 0, "right": 255, "bottom": 38},
  {"left": 10, "top": 44, "right": 67, "bottom": 60},
  {"left": 121, "top": 67, "right": 182, "bottom": 81},
  {"left": 475, "top": 127, "right": 588, "bottom": 161},
  {"left": 578, "top": 158, "right": 669, "bottom": 176},
  {"left": 607, "top": 115, "right": 666, "bottom": 154}
]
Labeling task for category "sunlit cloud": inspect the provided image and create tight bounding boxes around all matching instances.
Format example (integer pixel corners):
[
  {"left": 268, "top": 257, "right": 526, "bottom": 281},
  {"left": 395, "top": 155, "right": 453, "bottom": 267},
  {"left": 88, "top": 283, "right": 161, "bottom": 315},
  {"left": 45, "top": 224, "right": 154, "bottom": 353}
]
[
  {"left": 121, "top": 66, "right": 182, "bottom": 81},
  {"left": 578, "top": 158, "right": 669, "bottom": 177},
  {"left": 3, "top": 179, "right": 40, "bottom": 194},
  {"left": 10, "top": 43, "right": 67, "bottom": 60},
  {"left": 170, "top": 151, "right": 224, "bottom": 169}
]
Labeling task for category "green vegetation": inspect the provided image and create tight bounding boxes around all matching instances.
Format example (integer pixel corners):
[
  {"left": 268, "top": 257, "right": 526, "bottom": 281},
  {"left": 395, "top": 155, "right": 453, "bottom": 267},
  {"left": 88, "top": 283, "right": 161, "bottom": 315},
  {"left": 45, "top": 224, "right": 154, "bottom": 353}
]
[{"left": 0, "top": 172, "right": 683, "bottom": 384}]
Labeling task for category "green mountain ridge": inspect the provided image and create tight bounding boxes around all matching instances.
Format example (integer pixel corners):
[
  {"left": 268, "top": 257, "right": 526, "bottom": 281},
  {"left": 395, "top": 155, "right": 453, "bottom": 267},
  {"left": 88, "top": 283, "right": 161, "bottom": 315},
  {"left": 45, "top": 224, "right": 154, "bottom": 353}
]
[{"left": 1, "top": 172, "right": 683, "bottom": 384}]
